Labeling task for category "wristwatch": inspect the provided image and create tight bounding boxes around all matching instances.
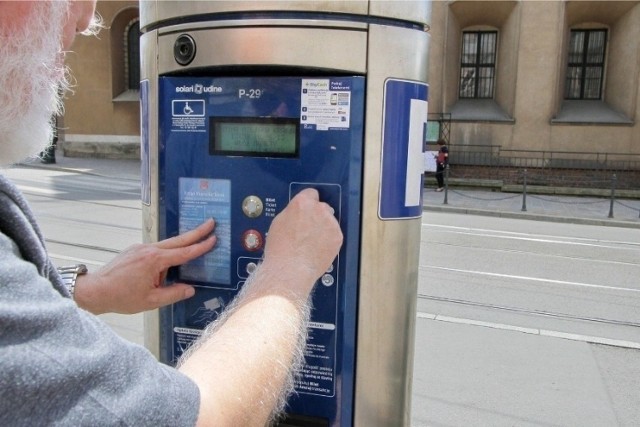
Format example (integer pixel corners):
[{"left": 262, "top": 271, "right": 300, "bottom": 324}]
[{"left": 57, "top": 264, "right": 88, "bottom": 299}]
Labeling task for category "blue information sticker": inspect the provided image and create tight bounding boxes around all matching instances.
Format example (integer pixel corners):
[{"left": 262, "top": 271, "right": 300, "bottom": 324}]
[{"left": 178, "top": 177, "right": 232, "bottom": 286}]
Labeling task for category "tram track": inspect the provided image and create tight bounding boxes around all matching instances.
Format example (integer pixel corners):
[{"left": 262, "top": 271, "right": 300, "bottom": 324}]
[
  {"left": 18, "top": 188, "right": 142, "bottom": 211},
  {"left": 45, "top": 238, "right": 122, "bottom": 255},
  {"left": 418, "top": 293, "right": 640, "bottom": 329},
  {"left": 35, "top": 212, "right": 142, "bottom": 233},
  {"left": 423, "top": 239, "right": 640, "bottom": 268}
]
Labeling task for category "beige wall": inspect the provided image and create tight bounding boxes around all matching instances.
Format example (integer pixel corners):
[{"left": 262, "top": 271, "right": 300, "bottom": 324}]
[
  {"left": 62, "top": 1, "right": 639, "bottom": 160},
  {"left": 62, "top": 1, "right": 139, "bottom": 158},
  {"left": 429, "top": 0, "right": 640, "bottom": 156},
  {"left": 511, "top": 0, "right": 562, "bottom": 152}
]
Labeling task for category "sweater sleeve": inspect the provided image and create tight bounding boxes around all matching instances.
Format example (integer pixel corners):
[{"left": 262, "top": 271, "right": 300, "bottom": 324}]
[{"left": 0, "top": 232, "right": 201, "bottom": 427}]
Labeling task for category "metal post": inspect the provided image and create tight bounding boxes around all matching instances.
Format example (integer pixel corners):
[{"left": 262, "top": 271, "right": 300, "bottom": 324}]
[
  {"left": 608, "top": 173, "right": 617, "bottom": 218},
  {"left": 443, "top": 164, "right": 449, "bottom": 205},
  {"left": 521, "top": 169, "right": 527, "bottom": 212}
]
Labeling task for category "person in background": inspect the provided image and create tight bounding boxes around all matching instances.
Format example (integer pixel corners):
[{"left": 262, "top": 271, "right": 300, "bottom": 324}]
[
  {"left": 435, "top": 138, "right": 449, "bottom": 192},
  {"left": 39, "top": 115, "right": 57, "bottom": 164},
  {"left": 0, "top": 1, "right": 343, "bottom": 425}
]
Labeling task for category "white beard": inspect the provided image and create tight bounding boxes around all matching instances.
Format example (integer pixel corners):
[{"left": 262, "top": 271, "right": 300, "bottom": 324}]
[{"left": 0, "top": 2, "right": 69, "bottom": 167}]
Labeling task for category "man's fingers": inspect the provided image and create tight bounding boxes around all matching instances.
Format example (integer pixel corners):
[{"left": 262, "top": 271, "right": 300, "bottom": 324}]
[
  {"left": 150, "top": 283, "right": 196, "bottom": 308},
  {"left": 295, "top": 187, "right": 319, "bottom": 201},
  {"left": 159, "top": 235, "right": 216, "bottom": 269},
  {"left": 155, "top": 218, "right": 215, "bottom": 250},
  {"left": 323, "top": 203, "right": 335, "bottom": 216}
]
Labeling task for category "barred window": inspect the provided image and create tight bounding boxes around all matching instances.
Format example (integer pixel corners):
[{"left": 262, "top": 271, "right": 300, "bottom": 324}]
[
  {"left": 459, "top": 31, "right": 497, "bottom": 99},
  {"left": 126, "top": 20, "right": 140, "bottom": 91},
  {"left": 565, "top": 29, "right": 607, "bottom": 100}
]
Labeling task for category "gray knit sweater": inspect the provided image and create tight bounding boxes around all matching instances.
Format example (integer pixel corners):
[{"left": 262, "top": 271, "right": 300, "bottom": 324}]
[{"left": 0, "top": 174, "right": 200, "bottom": 426}]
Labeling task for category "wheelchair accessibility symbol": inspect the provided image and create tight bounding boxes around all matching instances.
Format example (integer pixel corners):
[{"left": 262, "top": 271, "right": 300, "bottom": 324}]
[{"left": 172, "top": 99, "right": 205, "bottom": 117}]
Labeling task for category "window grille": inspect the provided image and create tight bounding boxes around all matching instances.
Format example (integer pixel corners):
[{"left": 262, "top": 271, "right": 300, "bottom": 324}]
[
  {"left": 565, "top": 29, "right": 606, "bottom": 100},
  {"left": 459, "top": 31, "right": 497, "bottom": 99},
  {"left": 126, "top": 20, "right": 140, "bottom": 91}
]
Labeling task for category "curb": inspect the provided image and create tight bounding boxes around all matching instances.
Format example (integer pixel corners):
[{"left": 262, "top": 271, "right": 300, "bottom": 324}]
[
  {"left": 423, "top": 204, "right": 640, "bottom": 229},
  {"left": 60, "top": 139, "right": 140, "bottom": 161},
  {"left": 417, "top": 312, "right": 640, "bottom": 350},
  {"left": 18, "top": 159, "right": 140, "bottom": 182}
]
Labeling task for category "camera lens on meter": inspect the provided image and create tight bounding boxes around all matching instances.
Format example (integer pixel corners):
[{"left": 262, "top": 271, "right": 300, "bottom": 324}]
[{"left": 173, "top": 34, "right": 196, "bottom": 66}]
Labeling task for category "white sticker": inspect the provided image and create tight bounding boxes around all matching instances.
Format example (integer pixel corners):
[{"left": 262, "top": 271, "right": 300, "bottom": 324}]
[
  {"left": 300, "top": 79, "right": 351, "bottom": 131},
  {"left": 406, "top": 98, "right": 428, "bottom": 207}
]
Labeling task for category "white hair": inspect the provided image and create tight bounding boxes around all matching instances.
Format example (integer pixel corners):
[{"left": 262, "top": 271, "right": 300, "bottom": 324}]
[{"left": 0, "top": 1, "right": 102, "bottom": 166}]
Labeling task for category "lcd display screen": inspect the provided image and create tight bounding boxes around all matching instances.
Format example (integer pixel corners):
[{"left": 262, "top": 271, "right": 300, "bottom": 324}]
[{"left": 210, "top": 117, "right": 299, "bottom": 158}]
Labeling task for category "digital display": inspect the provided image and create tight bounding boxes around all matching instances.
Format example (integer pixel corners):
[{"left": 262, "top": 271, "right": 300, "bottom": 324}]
[{"left": 210, "top": 117, "right": 299, "bottom": 157}]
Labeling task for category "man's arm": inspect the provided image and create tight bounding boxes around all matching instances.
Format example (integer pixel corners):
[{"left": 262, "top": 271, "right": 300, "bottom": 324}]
[{"left": 178, "top": 188, "right": 342, "bottom": 426}]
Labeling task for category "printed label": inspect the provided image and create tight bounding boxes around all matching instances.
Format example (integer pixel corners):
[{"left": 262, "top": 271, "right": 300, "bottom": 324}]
[
  {"left": 295, "top": 327, "right": 336, "bottom": 397},
  {"left": 300, "top": 79, "right": 351, "bottom": 131},
  {"left": 172, "top": 99, "right": 206, "bottom": 132}
]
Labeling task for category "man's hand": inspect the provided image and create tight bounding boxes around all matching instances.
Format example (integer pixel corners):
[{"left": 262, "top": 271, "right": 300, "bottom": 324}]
[
  {"left": 73, "top": 219, "right": 216, "bottom": 314},
  {"left": 261, "top": 188, "right": 343, "bottom": 297}
]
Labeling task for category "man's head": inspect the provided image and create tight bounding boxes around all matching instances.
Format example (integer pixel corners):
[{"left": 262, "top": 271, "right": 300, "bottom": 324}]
[{"left": 0, "top": 1, "right": 97, "bottom": 166}]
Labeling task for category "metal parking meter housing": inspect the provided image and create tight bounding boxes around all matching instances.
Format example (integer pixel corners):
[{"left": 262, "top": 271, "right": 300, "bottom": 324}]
[{"left": 140, "top": 2, "right": 430, "bottom": 425}]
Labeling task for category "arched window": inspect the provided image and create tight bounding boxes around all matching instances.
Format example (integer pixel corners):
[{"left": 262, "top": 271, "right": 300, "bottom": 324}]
[
  {"left": 110, "top": 7, "right": 139, "bottom": 100},
  {"left": 564, "top": 29, "right": 607, "bottom": 100},
  {"left": 125, "top": 19, "right": 140, "bottom": 91},
  {"left": 459, "top": 31, "right": 497, "bottom": 99}
]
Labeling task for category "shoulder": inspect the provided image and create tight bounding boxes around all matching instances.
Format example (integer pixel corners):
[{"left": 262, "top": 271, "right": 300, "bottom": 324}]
[{"left": 0, "top": 233, "right": 200, "bottom": 424}]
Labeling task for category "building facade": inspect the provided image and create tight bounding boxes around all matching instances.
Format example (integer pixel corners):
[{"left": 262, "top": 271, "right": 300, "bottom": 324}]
[
  {"left": 61, "top": 1, "right": 140, "bottom": 158},
  {"left": 427, "top": 0, "right": 640, "bottom": 182},
  {"left": 62, "top": 1, "right": 640, "bottom": 183}
]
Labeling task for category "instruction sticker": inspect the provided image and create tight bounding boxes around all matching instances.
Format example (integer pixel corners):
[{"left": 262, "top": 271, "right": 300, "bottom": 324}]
[
  {"left": 172, "top": 99, "right": 206, "bottom": 132},
  {"left": 295, "top": 324, "right": 337, "bottom": 397},
  {"left": 300, "top": 79, "right": 351, "bottom": 131},
  {"left": 179, "top": 178, "right": 232, "bottom": 286},
  {"left": 173, "top": 327, "right": 202, "bottom": 359}
]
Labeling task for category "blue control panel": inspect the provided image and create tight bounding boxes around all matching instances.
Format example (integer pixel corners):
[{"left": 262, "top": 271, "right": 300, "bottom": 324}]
[{"left": 158, "top": 76, "right": 364, "bottom": 425}]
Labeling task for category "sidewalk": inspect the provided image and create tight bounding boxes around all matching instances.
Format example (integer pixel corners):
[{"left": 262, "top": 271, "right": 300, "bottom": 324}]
[
  {"left": 411, "top": 317, "right": 640, "bottom": 427},
  {"left": 423, "top": 183, "right": 640, "bottom": 229},
  {"left": 24, "top": 154, "right": 640, "bottom": 228}
]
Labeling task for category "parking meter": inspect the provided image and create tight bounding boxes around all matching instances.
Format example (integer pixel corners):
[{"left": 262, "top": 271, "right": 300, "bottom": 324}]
[{"left": 140, "top": 2, "right": 430, "bottom": 426}]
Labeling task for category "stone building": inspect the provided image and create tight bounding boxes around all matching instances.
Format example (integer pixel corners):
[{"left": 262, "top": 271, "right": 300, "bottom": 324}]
[
  {"left": 62, "top": 1, "right": 639, "bottom": 186},
  {"left": 61, "top": 1, "right": 140, "bottom": 158},
  {"left": 426, "top": 0, "right": 640, "bottom": 187}
]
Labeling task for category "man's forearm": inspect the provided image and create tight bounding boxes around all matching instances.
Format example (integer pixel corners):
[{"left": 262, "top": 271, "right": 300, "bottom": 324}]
[{"left": 177, "top": 262, "right": 312, "bottom": 427}]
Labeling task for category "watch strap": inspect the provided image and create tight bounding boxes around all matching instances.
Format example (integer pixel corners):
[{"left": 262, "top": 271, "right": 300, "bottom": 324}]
[{"left": 57, "top": 264, "right": 88, "bottom": 299}]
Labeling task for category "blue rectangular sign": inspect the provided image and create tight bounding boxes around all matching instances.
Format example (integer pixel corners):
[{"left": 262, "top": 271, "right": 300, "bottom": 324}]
[{"left": 379, "top": 79, "right": 429, "bottom": 220}]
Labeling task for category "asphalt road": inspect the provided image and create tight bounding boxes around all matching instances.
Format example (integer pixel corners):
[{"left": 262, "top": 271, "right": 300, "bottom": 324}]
[
  {"left": 4, "top": 163, "right": 640, "bottom": 426},
  {"left": 415, "top": 211, "right": 640, "bottom": 427},
  {"left": 419, "top": 212, "right": 640, "bottom": 344}
]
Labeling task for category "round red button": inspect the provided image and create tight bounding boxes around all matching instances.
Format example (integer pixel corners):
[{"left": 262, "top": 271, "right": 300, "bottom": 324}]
[{"left": 242, "top": 229, "right": 263, "bottom": 252}]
